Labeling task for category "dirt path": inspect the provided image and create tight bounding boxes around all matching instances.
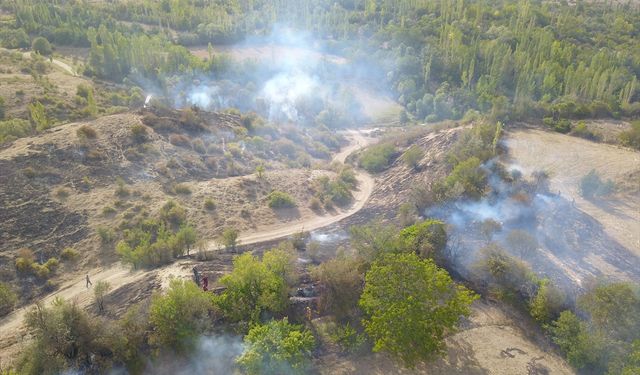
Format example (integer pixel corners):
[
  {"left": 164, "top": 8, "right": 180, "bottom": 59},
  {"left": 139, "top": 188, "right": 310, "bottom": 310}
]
[
  {"left": 221, "top": 130, "right": 375, "bottom": 248},
  {"left": 0, "top": 48, "right": 77, "bottom": 76},
  {"left": 506, "top": 129, "right": 640, "bottom": 256},
  {"left": 0, "top": 131, "right": 376, "bottom": 364}
]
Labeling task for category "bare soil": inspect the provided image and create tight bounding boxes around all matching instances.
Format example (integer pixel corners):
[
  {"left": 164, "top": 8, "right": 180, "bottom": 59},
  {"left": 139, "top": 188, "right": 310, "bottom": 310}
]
[{"left": 506, "top": 128, "right": 640, "bottom": 256}]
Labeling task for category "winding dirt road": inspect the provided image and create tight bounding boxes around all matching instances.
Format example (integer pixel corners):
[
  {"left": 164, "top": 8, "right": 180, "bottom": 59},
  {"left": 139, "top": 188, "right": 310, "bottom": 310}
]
[{"left": 0, "top": 130, "right": 376, "bottom": 364}]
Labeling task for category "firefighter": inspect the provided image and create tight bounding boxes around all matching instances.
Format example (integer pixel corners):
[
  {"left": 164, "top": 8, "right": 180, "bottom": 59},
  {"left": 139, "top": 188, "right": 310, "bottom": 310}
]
[
  {"left": 202, "top": 276, "right": 209, "bottom": 292},
  {"left": 86, "top": 274, "right": 92, "bottom": 288},
  {"left": 193, "top": 267, "right": 200, "bottom": 286}
]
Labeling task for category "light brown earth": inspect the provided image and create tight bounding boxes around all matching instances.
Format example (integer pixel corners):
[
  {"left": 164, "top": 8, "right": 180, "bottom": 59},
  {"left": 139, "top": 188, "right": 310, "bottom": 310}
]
[
  {"left": 506, "top": 128, "right": 640, "bottom": 256},
  {"left": 190, "top": 44, "right": 348, "bottom": 65}
]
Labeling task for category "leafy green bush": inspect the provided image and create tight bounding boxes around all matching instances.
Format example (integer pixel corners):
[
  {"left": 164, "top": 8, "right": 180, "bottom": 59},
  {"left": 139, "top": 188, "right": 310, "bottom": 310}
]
[
  {"left": 60, "top": 247, "right": 79, "bottom": 261},
  {"left": 359, "top": 143, "right": 396, "bottom": 173},
  {"left": 237, "top": 318, "right": 315, "bottom": 375},
  {"left": 149, "top": 279, "right": 214, "bottom": 352},
  {"left": 267, "top": 191, "right": 296, "bottom": 209}
]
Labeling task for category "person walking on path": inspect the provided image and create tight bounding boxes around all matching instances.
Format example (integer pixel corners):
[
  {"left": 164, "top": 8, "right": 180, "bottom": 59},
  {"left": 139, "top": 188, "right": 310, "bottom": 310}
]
[{"left": 86, "top": 274, "right": 92, "bottom": 288}]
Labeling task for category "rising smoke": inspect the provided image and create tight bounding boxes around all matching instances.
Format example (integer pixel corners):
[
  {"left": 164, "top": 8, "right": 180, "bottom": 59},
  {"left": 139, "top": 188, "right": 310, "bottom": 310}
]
[
  {"left": 428, "top": 160, "right": 640, "bottom": 298},
  {"left": 154, "top": 25, "right": 385, "bottom": 127}
]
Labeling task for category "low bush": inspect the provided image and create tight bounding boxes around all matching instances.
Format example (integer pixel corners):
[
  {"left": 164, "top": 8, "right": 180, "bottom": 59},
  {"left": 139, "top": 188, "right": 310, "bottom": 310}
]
[
  {"left": 169, "top": 134, "right": 191, "bottom": 148},
  {"left": 60, "top": 247, "right": 79, "bottom": 261},
  {"left": 97, "top": 226, "right": 115, "bottom": 244},
  {"left": 131, "top": 124, "right": 148, "bottom": 143},
  {"left": 358, "top": 143, "right": 396, "bottom": 173},
  {"left": 204, "top": 198, "right": 216, "bottom": 210},
  {"left": 267, "top": 191, "right": 296, "bottom": 209},
  {"left": 570, "top": 121, "right": 599, "bottom": 141},
  {"left": 172, "top": 183, "right": 191, "bottom": 195},
  {"left": 619, "top": 120, "right": 640, "bottom": 150},
  {"left": 76, "top": 125, "right": 97, "bottom": 139}
]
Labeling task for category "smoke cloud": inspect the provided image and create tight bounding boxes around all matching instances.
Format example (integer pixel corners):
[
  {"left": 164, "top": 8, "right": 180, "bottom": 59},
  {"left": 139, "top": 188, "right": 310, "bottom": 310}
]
[
  {"left": 428, "top": 161, "right": 640, "bottom": 297},
  {"left": 141, "top": 335, "right": 243, "bottom": 375},
  {"left": 153, "top": 25, "right": 389, "bottom": 127}
]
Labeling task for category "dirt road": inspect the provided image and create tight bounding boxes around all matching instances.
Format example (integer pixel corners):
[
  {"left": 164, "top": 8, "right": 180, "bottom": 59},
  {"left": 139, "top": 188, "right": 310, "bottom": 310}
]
[
  {"left": 0, "top": 131, "right": 376, "bottom": 364},
  {"left": 0, "top": 48, "right": 77, "bottom": 76},
  {"left": 222, "top": 130, "right": 375, "bottom": 248}
]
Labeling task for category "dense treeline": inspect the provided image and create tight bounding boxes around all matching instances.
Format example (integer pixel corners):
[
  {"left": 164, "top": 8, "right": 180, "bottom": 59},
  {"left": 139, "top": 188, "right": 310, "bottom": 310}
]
[{"left": 1, "top": 0, "right": 638, "bottom": 122}]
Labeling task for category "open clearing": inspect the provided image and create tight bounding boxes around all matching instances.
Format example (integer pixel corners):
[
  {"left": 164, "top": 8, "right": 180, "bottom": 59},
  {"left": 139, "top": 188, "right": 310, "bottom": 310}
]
[{"left": 506, "top": 128, "right": 640, "bottom": 257}]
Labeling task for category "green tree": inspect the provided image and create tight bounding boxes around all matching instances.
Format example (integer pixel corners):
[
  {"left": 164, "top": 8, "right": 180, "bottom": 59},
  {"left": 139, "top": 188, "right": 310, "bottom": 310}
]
[
  {"left": 0, "top": 281, "right": 17, "bottom": 316},
  {"left": 31, "top": 37, "right": 52, "bottom": 55},
  {"left": 528, "top": 279, "right": 565, "bottom": 324},
  {"left": 28, "top": 101, "right": 49, "bottom": 132},
  {"left": 578, "top": 282, "right": 640, "bottom": 342},
  {"left": 360, "top": 253, "right": 477, "bottom": 367},
  {"left": 149, "top": 279, "right": 214, "bottom": 353},
  {"left": 549, "top": 311, "right": 606, "bottom": 372},
  {"left": 215, "top": 248, "right": 294, "bottom": 322},
  {"left": 19, "top": 298, "right": 109, "bottom": 375},
  {"left": 220, "top": 227, "right": 239, "bottom": 251},
  {"left": 256, "top": 164, "right": 265, "bottom": 179},
  {"left": 236, "top": 318, "right": 315, "bottom": 375},
  {"left": 175, "top": 224, "right": 197, "bottom": 256}
]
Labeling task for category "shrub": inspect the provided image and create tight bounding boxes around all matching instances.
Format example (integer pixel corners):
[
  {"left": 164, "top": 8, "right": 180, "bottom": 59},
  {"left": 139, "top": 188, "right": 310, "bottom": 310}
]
[
  {"left": 237, "top": 318, "right": 315, "bottom": 374},
  {"left": 267, "top": 191, "right": 296, "bottom": 209},
  {"left": 97, "top": 226, "right": 115, "bottom": 244},
  {"left": 619, "top": 120, "right": 640, "bottom": 150},
  {"left": 309, "top": 197, "right": 322, "bottom": 211},
  {"left": 60, "top": 247, "right": 79, "bottom": 261},
  {"left": 579, "top": 170, "right": 615, "bottom": 199},
  {"left": 169, "top": 133, "right": 191, "bottom": 148},
  {"left": 329, "top": 323, "right": 367, "bottom": 354},
  {"left": 76, "top": 125, "right": 97, "bottom": 139},
  {"left": 402, "top": 145, "right": 423, "bottom": 169},
  {"left": 359, "top": 143, "right": 396, "bottom": 173},
  {"left": 571, "top": 121, "right": 599, "bottom": 141},
  {"left": 54, "top": 187, "right": 70, "bottom": 199},
  {"left": 131, "top": 124, "right": 148, "bottom": 143},
  {"left": 160, "top": 200, "right": 187, "bottom": 228},
  {"left": 204, "top": 198, "right": 216, "bottom": 210},
  {"left": 192, "top": 138, "right": 206, "bottom": 154},
  {"left": 172, "top": 183, "right": 191, "bottom": 195},
  {"left": 103, "top": 201, "right": 120, "bottom": 213},
  {"left": 115, "top": 177, "right": 130, "bottom": 197},
  {"left": 0, "top": 281, "right": 17, "bottom": 316}
]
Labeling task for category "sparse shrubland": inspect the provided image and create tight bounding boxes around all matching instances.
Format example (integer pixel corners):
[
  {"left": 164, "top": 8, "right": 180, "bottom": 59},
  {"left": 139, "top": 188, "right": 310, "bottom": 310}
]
[{"left": 312, "top": 166, "right": 357, "bottom": 208}]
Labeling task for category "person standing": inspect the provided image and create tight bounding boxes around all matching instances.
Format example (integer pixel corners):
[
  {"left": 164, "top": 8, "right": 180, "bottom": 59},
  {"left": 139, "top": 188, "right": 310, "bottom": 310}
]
[{"left": 86, "top": 274, "right": 92, "bottom": 288}]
